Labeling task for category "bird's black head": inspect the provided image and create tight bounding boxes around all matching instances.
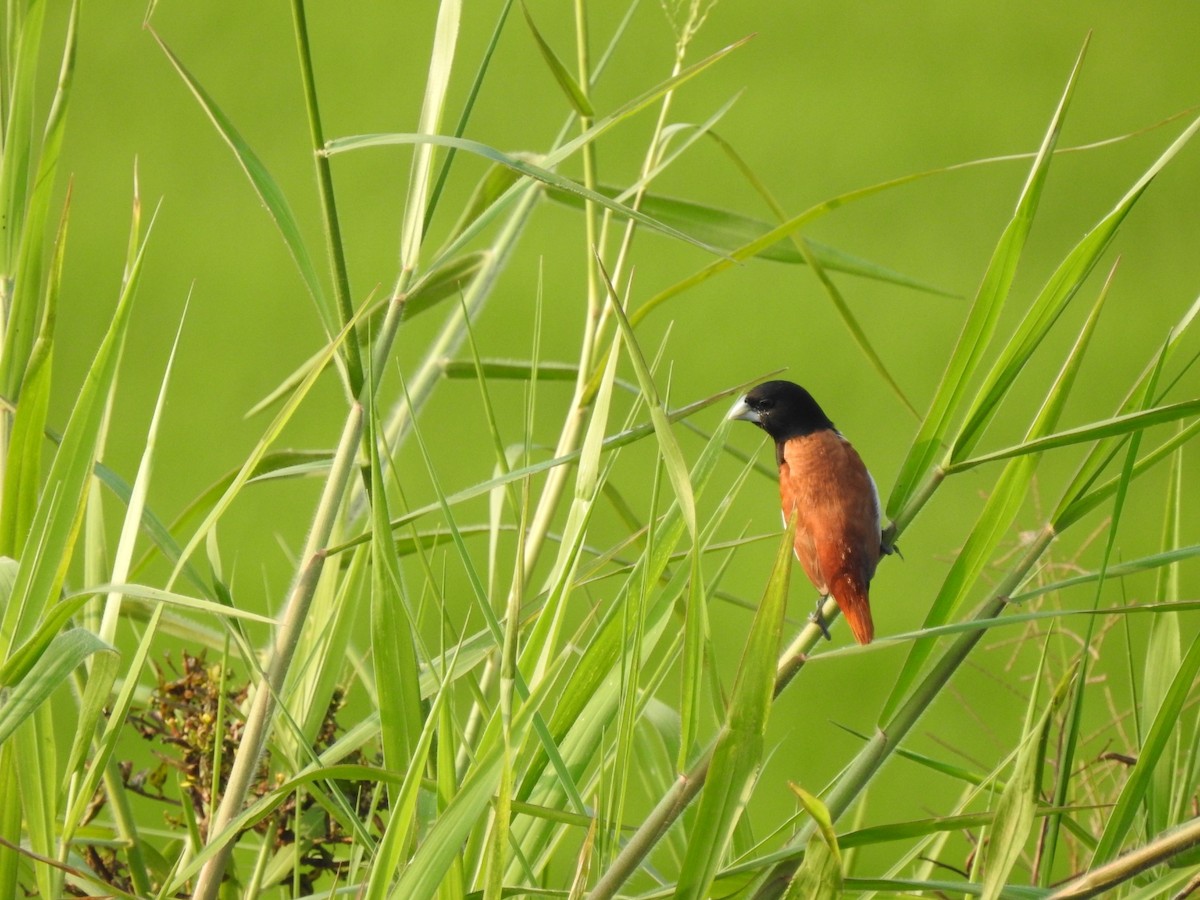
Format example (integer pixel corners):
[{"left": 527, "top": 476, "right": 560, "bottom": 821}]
[{"left": 727, "top": 380, "right": 835, "bottom": 441}]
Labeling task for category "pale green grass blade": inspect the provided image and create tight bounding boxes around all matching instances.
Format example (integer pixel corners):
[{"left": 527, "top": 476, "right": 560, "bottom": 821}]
[
  {"left": 546, "top": 186, "right": 952, "bottom": 296},
  {"left": 327, "top": 132, "right": 723, "bottom": 257},
  {"left": 151, "top": 30, "right": 330, "bottom": 327},
  {"left": 885, "top": 38, "right": 1088, "bottom": 521},
  {"left": 288, "top": 0, "right": 363, "bottom": 395},
  {"left": 1143, "top": 440, "right": 1184, "bottom": 835},
  {"left": 519, "top": 0, "right": 592, "bottom": 116},
  {"left": 0, "top": 187, "right": 67, "bottom": 557},
  {"left": 403, "top": 250, "right": 489, "bottom": 319},
  {"left": 98, "top": 292, "right": 187, "bottom": 644},
  {"left": 946, "top": 397, "right": 1200, "bottom": 474},
  {"left": 389, "top": 660, "right": 556, "bottom": 899},
  {"left": 368, "top": 385, "right": 423, "bottom": 799},
  {"left": 362, "top": 672, "right": 452, "bottom": 899},
  {"left": 424, "top": 0, "right": 515, "bottom": 236},
  {"left": 881, "top": 269, "right": 1108, "bottom": 721},
  {"left": 1092, "top": 596, "right": 1200, "bottom": 864},
  {"left": 67, "top": 583, "right": 277, "bottom": 623},
  {"left": 598, "top": 257, "right": 696, "bottom": 540},
  {"left": 785, "top": 786, "right": 843, "bottom": 899},
  {"left": 1010, "top": 542, "right": 1200, "bottom": 602},
  {"left": 953, "top": 113, "right": 1200, "bottom": 463},
  {"left": 979, "top": 653, "right": 1072, "bottom": 900},
  {"left": 0, "top": 204, "right": 150, "bottom": 656},
  {"left": 399, "top": 0, "right": 460, "bottom": 280},
  {"left": 0, "top": 628, "right": 113, "bottom": 745},
  {"left": 0, "top": 0, "right": 74, "bottom": 403},
  {"left": 59, "top": 630, "right": 120, "bottom": 796},
  {"left": 168, "top": 310, "right": 364, "bottom": 586},
  {"left": 674, "top": 513, "right": 793, "bottom": 900},
  {"left": 1156, "top": 444, "right": 1185, "bottom": 830}
]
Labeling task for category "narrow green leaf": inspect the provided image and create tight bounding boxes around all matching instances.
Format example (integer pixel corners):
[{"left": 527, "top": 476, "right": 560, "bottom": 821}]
[
  {"left": 519, "top": 1, "right": 593, "bottom": 116},
  {"left": 598, "top": 256, "right": 696, "bottom": 539},
  {"left": 886, "top": 37, "right": 1089, "bottom": 521},
  {"left": 403, "top": 250, "right": 489, "bottom": 319},
  {"left": 546, "top": 185, "right": 952, "bottom": 295},
  {"left": 368, "top": 380, "right": 423, "bottom": 800},
  {"left": 399, "top": 0, "right": 460, "bottom": 276},
  {"left": 151, "top": 30, "right": 330, "bottom": 326},
  {"left": 954, "top": 113, "right": 1200, "bottom": 463},
  {"left": 980, "top": 658, "right": 1073, "bottom": 900},
  {"left": 0, "top": 629, "right": 115, "bottom": 745},
  {"left": 946, "top": 397, "right": 1200, "bottom": 474},
  {"left": 881, "top": 266, "right": 1109, "bottom": 721},
  {"left": 326, "top": 131, "right": 723, "bottom": 257},
  {"left": 0, "top": 203, "right": 150, "bottom": 656},
  {"left": 675, "top": 512, "right": 794, "bottom": 900},
  {"left": 1092, "top": 599, "right": 1200, "bottom": 864}
]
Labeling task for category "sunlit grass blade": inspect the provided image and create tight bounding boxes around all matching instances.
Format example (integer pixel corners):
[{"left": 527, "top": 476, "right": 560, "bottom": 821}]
[
  {"left": 0, "top": 201, "right": 150, "bottom": 657},
  {"left": 546, "top": 186, "right": 953, "bottom": 296},
  {"left": 979, "top": 649, "right": 1072, "bottom": 900},
  {"left": 1156, "top": 445, "right": 1187, "bottom": 827},
  {"left": 784, "top": 785, "right": 843, "bottom": 899},
  {"left": 674, "top": 512, "right": 793, "bottom": 900},
  {"left": 390, "top": 658, "right": 558, "bottom": 898},
  {"left": 953, "top": 113, "right": 1200, "bottom": 463},
  {"left": 367, "top": 382, "right": 423, "bottom": 800},
  {"left": 0, "top": 628, "right": 113, "bottom": 745},
  {"left": 880, "top": 267, "right": 1108, "bottom": 721},
  {"left": 885, "top": 37, "right": 1088, "bottom": 521},
  {"left": 167, "top": 309, "right": 365, "bottom": 586},
  {"left": 399, "top": 0, "right": 460, "bottom": 282},
  {"left": 0, "top": 185, "right": 68, "bottom": 558},
  {"left": 151, "top": 29, "right": 331, "bottom": 330},
  {"left": 1091, "top": 586, "right": 1200, "bottom": 865},
  {"left": 326, "top": 131, "right": 724, "bottom": 257},
  {"left": 519, "top": 0, "right": 593, "bottom": 116}
]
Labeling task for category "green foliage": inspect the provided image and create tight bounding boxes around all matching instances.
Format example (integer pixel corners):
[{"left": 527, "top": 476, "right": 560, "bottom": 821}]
[{"left": 1, "top": 2, "right": 1199, "bottom": 899}]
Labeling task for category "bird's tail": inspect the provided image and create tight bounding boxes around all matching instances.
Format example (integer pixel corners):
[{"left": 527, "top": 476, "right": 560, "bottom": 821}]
[{"left": 831, "top": 573, "right": 874, "bottom": 645}]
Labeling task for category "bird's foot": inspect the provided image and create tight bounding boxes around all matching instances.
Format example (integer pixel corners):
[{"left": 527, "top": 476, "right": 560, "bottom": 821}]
[
  {"left": 809, "top": 598, "right": 832, "bottom": 641},
  {"left": 881, "top": 524, "right": 903, "bottom": 559}
]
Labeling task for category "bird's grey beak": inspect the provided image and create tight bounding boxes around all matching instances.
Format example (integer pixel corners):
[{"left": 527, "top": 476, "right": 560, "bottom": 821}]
[{"left": 727, "top": 396, "right": 758, "bottom": 423}]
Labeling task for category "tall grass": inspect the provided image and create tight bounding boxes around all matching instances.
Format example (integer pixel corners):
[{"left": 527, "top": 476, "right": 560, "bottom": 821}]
[{"left": 2, "top": 2, "right": 1199, "bottom": 898}]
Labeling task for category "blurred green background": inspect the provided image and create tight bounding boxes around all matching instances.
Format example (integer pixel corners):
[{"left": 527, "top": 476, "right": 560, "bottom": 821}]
[{"left": 47, "top": 0, "right": 1200, "bottom": 873}]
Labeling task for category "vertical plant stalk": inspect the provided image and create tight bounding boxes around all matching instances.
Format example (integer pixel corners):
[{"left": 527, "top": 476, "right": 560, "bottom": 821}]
[
  {"left": 191, "top": 403, "right": 364, "bottom": 900},
  {"left": 290, "top": 0, "right": 363, "bottom": 397}
]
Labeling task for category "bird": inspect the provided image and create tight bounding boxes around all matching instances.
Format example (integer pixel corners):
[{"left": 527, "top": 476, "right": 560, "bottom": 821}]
[{"left": 728, "top": 380, "right": 884, "bottom": 644}]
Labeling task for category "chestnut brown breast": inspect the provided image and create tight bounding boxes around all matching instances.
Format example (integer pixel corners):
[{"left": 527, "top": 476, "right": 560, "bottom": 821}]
[{"left": 779, "top": 429, "right": 881, "bottom": 643}]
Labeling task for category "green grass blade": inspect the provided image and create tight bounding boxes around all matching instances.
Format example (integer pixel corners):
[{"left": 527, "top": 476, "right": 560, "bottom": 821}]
[
  {"left": 946, "top": 397, "right": 1200, "bottom": 474},
  {"left": 151, "top": 29, "right": 330, "bottom": 328},
  {"left": 399, "top": 0, "right": 460, "bottom": 280},
  {"left": 0, "top": 185, "right": 68, "bottom": 558},
  {"left": 674, "top": 513, "right": 793, "bottom": 900},
  {"left": 0, "top": 203, "right": 149, "bottom": 656},
  {"left": 881, "top": 269, "right": 1108, "bottom": 721},
  {"left": 546, "top": 185, "right": 952, "bottom": 296},
  {"left": 326, "top": 131, "right": 723, "bottom": 257},
  {"left": 368, "top": 381, "right": 423, "bottom": 799},
  {"left": 0, "top": 628, "right": 114, "bottom": 745},
  {"left": 979, "top": 655, "right": 1072, "bottom": 900},
  {"left": 519, "top": 0, "right": 593, "bottom": 117},
  {"left": 885, "top": 37, "right": 1088, "bottom": 521},
  {"left": 953, "top": 114, "right": 1200, "bottom": 463}
]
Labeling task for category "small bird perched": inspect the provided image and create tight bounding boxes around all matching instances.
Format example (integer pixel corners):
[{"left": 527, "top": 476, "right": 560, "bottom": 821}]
[{"left": 728, "top": 380, "right": 883, "bottom": 644}]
